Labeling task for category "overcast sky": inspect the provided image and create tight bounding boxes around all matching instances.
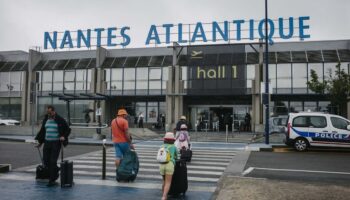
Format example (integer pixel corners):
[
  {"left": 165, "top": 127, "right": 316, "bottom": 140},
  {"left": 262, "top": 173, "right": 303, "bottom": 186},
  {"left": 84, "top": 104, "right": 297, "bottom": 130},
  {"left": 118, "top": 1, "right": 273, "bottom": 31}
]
[{"left": 0, "top": 0, "right": 349, "bottom": 51}]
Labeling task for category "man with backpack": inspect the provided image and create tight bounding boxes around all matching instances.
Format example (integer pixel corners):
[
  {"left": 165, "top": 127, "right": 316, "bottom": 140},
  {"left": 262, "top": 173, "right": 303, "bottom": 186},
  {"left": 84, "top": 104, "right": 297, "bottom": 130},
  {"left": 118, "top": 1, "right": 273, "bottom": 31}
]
[
  {"left": 35, "top": 105, "right": 70, "bottom": 187},
  {"left": 175, "top": 115, "right": 188, "bottom": 131},
  {"left": 111, "top": 109, "right": 133, "bottom": 170}
]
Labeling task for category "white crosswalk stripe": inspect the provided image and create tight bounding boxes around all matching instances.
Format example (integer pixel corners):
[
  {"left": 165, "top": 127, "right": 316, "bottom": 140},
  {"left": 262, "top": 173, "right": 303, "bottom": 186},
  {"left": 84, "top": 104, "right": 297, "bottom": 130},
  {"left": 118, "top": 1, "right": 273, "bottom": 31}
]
[{"left": 23, "top": 144, "right": 237, "bottom": 191}]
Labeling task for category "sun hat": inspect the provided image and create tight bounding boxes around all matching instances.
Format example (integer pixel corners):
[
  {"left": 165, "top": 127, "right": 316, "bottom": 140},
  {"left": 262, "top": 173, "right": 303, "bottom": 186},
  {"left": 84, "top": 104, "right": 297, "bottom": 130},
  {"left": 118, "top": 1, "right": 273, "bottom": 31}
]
[
  {"left": 117, "top": 109, "right": 128, "bottom": 116},
  {"left": 180, "top": 124, "right": 188, "bottom": 130},
  {"left": 180, "top": 115, "right": 186, "bottom": 120},
  {"left": 163, "top": 132, "right": 175, "bottom": 141}
]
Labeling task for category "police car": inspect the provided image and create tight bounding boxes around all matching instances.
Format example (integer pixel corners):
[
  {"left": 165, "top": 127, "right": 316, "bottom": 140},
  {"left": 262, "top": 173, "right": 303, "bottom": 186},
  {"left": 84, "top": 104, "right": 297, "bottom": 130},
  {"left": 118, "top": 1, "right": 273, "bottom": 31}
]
[{"left": 285, "top": 112, "right": 350, "bottom": 151}]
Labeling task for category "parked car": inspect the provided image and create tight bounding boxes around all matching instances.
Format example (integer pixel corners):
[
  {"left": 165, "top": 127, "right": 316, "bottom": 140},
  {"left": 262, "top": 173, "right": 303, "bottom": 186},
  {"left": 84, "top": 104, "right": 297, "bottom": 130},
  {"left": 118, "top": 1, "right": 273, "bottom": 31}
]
[
  {"left": 285, "top": 112, "right": 350, "bottom": 151},
  {"left": 0, "top": 118, "right": 20, "bottom": 125},
  {"left": 269, "top": 116, "right": 288, "bottom": 134}
]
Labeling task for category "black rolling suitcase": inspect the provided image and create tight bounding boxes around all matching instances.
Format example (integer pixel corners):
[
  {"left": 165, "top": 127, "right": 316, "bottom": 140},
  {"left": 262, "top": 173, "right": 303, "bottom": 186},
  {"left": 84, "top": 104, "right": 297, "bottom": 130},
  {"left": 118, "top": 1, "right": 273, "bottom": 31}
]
[
  {"left": 35, "top": 146, "right": 49, "bottom": 179},
  {"left": 180, "top": 148, "right": 192, "bottom": 162},
  {"left": 168, "top": 160, "right": 188, "bottom": 196},
  {"left": 60, "top": 143, "right": 73, "bottom": 187}
]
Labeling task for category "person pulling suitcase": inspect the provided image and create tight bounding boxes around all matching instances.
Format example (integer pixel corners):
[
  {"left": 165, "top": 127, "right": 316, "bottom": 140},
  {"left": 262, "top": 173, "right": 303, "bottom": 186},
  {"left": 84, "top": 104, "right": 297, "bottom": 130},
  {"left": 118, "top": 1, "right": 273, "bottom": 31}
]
[
  {"left": 35, "top": 105, "right": 70, "bottom": 187},
  {"left": 157, "top": 132, "right": 178, "bottom": 200}
]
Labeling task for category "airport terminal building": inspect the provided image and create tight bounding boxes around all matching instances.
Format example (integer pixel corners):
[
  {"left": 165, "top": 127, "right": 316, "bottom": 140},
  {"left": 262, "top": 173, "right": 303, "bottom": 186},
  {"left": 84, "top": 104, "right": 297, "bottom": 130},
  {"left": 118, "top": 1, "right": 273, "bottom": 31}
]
[{"left": 0, "top": 40, "right": 349, "bottom": 132}]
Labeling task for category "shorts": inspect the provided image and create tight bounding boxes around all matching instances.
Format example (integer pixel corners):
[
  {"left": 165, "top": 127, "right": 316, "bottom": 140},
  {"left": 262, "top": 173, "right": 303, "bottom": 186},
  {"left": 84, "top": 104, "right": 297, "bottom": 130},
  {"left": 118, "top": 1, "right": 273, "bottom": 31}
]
[
  {"left": 114, "top": 142, "right": 130, "bottom": 160},
  {"left": 159, "top": 162, "right": 175, "bottom": 175}
]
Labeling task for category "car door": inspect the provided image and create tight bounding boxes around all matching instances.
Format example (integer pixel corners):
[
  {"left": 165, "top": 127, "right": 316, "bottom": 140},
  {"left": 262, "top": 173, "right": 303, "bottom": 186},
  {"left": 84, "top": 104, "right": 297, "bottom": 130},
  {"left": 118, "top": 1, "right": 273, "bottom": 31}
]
[
  {"left": 329, "top": 116, "right": 350, "bottom": 146},
  {"left": 308, "top": 115, "right": 329, "bottom": 146},
  {"left": 291, "top": 115, "right": 309, "bottom": 139}
]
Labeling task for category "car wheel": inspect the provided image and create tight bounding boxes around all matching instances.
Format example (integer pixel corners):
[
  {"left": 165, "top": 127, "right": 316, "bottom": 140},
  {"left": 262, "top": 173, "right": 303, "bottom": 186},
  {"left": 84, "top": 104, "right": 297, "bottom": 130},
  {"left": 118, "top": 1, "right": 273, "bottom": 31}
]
[
  {"left": 294, "top": 138, "right": 308, "bottom": 152},
  {"left": 0, "top": 123, "right": 5, "bottom": 126}
]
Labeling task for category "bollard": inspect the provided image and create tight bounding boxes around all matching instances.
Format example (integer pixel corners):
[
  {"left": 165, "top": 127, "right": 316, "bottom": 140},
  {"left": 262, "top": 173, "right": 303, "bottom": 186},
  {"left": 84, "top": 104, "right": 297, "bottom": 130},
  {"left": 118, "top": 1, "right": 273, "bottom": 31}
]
[
  {"left": 226, "top": 124, "right": 228, "bottom": 143},
  {"left": 102, "top": 139, "right": 106, "bottom": 180}
]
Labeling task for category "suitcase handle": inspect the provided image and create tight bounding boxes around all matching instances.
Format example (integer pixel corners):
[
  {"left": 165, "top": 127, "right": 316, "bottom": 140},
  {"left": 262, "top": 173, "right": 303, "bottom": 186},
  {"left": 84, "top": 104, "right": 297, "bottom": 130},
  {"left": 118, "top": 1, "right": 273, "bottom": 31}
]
[
  {"left": 36, "top": 146, "right": 44, "bottom": 164},
  {"left": 61, "top": 142, "right": 64, "bottom": 162}
]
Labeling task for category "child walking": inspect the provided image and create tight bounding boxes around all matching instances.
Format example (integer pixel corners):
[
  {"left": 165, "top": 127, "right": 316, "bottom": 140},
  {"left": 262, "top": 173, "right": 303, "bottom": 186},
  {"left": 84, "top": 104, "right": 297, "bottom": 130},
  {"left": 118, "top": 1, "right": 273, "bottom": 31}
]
[{"left": 158, "top": 132, "right": 178, "bottom": 200}]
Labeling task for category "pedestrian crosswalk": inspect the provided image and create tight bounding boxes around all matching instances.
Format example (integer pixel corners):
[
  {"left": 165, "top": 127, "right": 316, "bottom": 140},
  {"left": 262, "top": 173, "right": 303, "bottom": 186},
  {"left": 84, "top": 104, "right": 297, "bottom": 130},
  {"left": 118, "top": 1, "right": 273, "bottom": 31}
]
[{"left": 23, "top": 143, "right": 238, "bottom": 192}]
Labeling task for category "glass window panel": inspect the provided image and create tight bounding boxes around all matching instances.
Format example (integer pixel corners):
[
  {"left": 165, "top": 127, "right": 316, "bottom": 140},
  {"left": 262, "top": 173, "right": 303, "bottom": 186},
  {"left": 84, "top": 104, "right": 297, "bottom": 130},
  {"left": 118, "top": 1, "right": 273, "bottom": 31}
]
[
  {"left": 149, "top": 81, "right": 161, "bottom": 90},
  {"left": 53, "top": 70, "right": 63, "bottom": 82},
  {"left": 324, "top": 63, "right": 336, "bottom": 81},
  {"left": 111, "top": 81, "right": 122, "bottom": 90},
  {"left": 149, "top": 68, "right": 161, "bottom": 80},
  {"left": 75, "top": 82, "right": 84, "bottom": 90},
  {"left": 111, "top": 68, "right": 123, "bottom": 81},
  {"left": 9, "top": 72, "right": 21, "bottom": 91},
  {"left": 309, "top": 116, "right": 327, "bottom": 128},
  {"left": 292, "top": 116, "right": 308, "bottom": 127},
  {"left": 246, "top": 65, "right": 255, "bottom": 89},
  {"left": 269, "top": 64, "right": 276, "bottom": 93},
  {"left": 55, "top": 60, "right": 69, "bottom": 70},
  {"left": 8, "top": 97, "right": 21, "bottom": 120},
  {"left": 308, "top": 63, "right": 323, "bottom": 93},
  {"left": 322, "top": 50, "right": 339, "bottom": 62},
  {"left": 318, "top": 101, "right": 331, "bottom": 112},
  {"left": 338, "top": 49, "right": 350, "bottom": 62},
  {"left": 124, "top": 81, "right": 135, "bottom": 90},
  {"left": 54, "top": 83, "right": 64, "bottom": 91},
  {"left": 292, "top": 63, "right": 307, "bottom": 93},
  {"left": 307, "top": 51, "right": 323, "bottom": 63},
  {"left": 42, "top": 71, "right": 53, "bottom": 82},
  {"left": 137, "top": 57, "right": 151, "bottom": 66},
  {"left": 290, "top": 101, "right": 302, "bottom": 112},
  {"left": 147, "top": 102, "right": 158, "bottom": 123},
  {"left": 304, "top": 101, "right": 317, "bottom": 111},
  {"left": 37, "top": 97, "right": 52, "bottom": 120},
  {"left": 0, "top": 72, "right": 9, "bottom": 91},
  {"left": 76, "top": 70, "right": 85, "bottom": 81},
  {"left": 137, "top": 67, "right": 148, "bottom": 80},
  {"left": 105, "top": 69, "right": 111, "bottom": 82},
  {"left": 340, "top": 63, "right": 349, "bottom": 74},
  {"left": 64, "top": 71, "right": 75, "bottom": 82},
  {"left": 277, "top": 64, "right": 291, "bottom": 93},
  {"left": 181, "top": 66, "right": 187, "bottom": 89},
  {"left": 102, "top": 58, "right": 115, "bottom": 68},
  {"left": 124, "top": 68, "right": 135, "bottom": 81},
  {"left": 331, "top": 117, "right": 350, "bottom": 130}
]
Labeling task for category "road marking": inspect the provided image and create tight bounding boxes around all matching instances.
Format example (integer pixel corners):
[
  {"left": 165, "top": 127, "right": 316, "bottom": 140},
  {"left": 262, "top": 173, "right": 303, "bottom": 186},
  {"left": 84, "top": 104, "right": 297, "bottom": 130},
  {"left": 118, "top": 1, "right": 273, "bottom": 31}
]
[
  {"left": 82, "top": 155, "right": 232, "bottom": 162},
  {"left": 73, "top": 170, "right": 220, "bottom": 182},
  {"left": 72, "top": 159, "right": 230, "bottom": 166},
  {"left": 0, "top": 173, "right": 216, "bottom": 192},
  {"left": 242, "top": 167, "right": 254, "bottom": 176},
  {"left": 243, "top": 167, "right": 350, "bottom": 176}
]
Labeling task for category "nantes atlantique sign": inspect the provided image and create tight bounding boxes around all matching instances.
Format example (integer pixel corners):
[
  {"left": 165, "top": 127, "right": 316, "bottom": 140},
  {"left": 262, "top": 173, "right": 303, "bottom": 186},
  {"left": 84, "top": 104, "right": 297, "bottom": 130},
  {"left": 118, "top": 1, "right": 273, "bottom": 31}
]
[{"left": 44, "top": 16, "right": 310, "bottom": 50}]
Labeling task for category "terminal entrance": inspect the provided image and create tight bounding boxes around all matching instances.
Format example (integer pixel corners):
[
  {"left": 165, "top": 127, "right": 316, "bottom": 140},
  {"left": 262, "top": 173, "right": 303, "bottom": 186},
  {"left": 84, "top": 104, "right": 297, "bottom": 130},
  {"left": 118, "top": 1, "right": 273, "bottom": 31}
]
[{"left": 189, "top": 105, "right": 251, "bottom": 132}]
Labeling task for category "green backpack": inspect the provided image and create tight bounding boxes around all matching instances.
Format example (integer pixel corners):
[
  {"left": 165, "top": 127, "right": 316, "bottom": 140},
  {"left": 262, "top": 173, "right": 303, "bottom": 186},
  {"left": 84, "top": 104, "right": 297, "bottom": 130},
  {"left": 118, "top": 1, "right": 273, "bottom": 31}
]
[{"left": 116, "top": 149, "right": 139, "bottom": 182}]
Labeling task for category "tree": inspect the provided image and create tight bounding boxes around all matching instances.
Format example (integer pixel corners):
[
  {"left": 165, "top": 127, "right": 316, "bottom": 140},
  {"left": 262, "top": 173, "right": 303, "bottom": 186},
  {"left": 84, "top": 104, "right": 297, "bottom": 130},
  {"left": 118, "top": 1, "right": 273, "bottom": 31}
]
[{"left": 307, "top": 63, "right": 350, "bottom": 117}]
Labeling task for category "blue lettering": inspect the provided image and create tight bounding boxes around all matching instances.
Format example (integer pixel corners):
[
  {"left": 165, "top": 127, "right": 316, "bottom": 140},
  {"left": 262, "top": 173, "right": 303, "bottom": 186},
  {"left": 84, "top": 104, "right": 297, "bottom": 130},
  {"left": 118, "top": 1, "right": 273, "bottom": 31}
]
[
  {"left": 233, "top": 20, "right": 245, "bottom": 41},
  {"left": 77, "top": 29, "right": 91, "bottom": 48},
  {"left": 249, "top": 19, "right": 254, "bottom": 40},
  {"left": 258, "top": 18, "right": 275, "bottom": 44},
  {"left": 107, "top": 27, "right": 117, "bottom": 47},
  {"left": 279, "top": 17, "right": 294, "bottom": 39},
  {"left": 299, "top": 16, "right": 310, "bottom": 40},
  {"left": 163, "top": 24, "right": 174, "bottom": 44},
  {"left": 212, "top": 21, "right": 228, "bottom": 42},
  {"left": 44, "top": 31, "right": 57, "bottom": 49},
  {"left": 178, "top": 23, "right": 187, "bottom": 43},
  {"left": 120, "top": 27, "right": 131, "bottom": 46},
  {"left": 145, "top": 25, "right": 161, "bottom": 45},
  {"left": 94, "top": 28, "right": 105, "bottom": 47},
  {"left": 191, "top": 22, "right": 207, "bottom": 42},
  {"left": 60, "top": 31, "right": 73, "bottom": 49}
]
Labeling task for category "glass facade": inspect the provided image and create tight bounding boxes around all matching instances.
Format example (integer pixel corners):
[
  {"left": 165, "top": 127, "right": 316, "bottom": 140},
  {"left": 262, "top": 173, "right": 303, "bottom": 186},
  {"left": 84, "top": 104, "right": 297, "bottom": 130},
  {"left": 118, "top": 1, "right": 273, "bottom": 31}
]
[{"left": 0, "top": 71, "right": 24, "bottom": 120}]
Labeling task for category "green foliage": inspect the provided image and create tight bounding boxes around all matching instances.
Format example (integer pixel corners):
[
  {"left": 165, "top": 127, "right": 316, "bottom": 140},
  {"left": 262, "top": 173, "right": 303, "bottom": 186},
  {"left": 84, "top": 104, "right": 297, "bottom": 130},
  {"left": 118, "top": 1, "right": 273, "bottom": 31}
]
[
  {"left": 306, "top": 69, "right": 327, "bottom": 94},
  {"left": 307, "top": 63, "right": 350, "bottom": 117}
]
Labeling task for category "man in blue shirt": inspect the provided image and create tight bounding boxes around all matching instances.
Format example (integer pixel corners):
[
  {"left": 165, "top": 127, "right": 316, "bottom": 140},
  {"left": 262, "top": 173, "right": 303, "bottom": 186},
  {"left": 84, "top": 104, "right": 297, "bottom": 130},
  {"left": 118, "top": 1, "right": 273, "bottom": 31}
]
[{"left": 35, "top": 105, "right": 70, "bottom": 187}]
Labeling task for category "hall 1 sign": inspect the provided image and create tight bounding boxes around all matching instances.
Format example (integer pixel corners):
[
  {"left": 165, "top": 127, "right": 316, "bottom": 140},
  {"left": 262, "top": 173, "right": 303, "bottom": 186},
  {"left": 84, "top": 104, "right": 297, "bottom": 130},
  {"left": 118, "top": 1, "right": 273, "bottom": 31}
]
[{"left": 196, "top": 66, "right": 237, "bottom": 79}]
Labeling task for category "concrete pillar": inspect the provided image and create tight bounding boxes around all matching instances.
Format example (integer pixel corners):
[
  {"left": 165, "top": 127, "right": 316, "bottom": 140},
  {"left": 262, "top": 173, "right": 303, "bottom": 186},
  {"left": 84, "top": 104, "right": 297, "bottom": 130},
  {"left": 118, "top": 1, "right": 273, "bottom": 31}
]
[
  {"left": 20, "top": 71, "right": 27, "bottom": 123},
  {"left": 26, "top": 50, "right": 42, "bottom": 125},
  {"left": 96, "top": 47, "right": 107, "bottom": 124},
  {"left": 251, "top": 43, "right": 264, "bottom": 133},
  {"left": 166, "top": 43, "right": 184, "bottom": 131}
]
